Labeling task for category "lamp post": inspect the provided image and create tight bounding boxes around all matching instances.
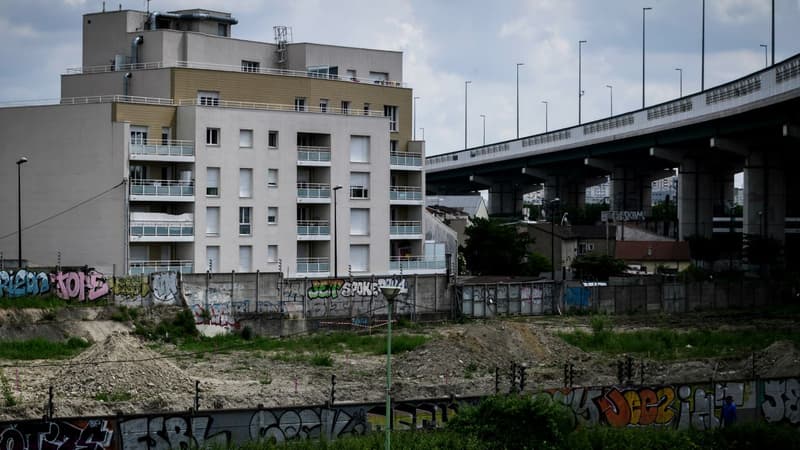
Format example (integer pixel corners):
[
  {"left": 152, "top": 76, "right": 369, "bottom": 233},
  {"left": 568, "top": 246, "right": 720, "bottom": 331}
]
[
  {"left": 332, "top": 185, "right": 343, "bottom": 277},
  {"left": 16, "top": 157, "right": 28, "bottom": 268},
  {"left": 413, "top": 96, "right": 420, "bottom": 140},
  {"left": 464, "top": 80, "right": 471, "bottom": 149},
  {"left": 541, "top": 101, "right": 549, "bottom": 132},
  {"left": 516, "top": 63, "right": 524, "bottom": 138},
  {"left": 420, "top": 127, "right": 424, "bottom": 140},
  {"left": 701, "top": 0, "right": 705, "bottom": 90},
  {"left": 771, "top": 0, "right": 775, "bottom": 65},
  {"left": 480, "top": 114, "right": 486, "bottom": 145},
  {"left": 380, "top": 284, "right": 401, "bottom": 450},
  {"left": 760, "top": 44, "right": 768, "bottom": 68},
  {"left": 605, "top": 85, "right": 613, "bottom": 116},
  {"left": 675, "top": 67, "right": 683, "bottom": 97},
  {"left": 549, "top": 198, "right": 560, "bottom": 280},
  {"left": 578, "top": 40, "right": 587, "bottom": 124},
  {"left": 642, "top": 7, "right": 653, "bottom": 108}
]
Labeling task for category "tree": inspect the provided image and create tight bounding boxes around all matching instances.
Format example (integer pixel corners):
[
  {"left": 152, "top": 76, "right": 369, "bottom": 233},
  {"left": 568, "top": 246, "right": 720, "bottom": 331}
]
[
  {"left": 571, "top": 254, "right": 627, "bottom": 280},
  {"left": 461, "top": 218, "right": 533, "bottom": 276}
]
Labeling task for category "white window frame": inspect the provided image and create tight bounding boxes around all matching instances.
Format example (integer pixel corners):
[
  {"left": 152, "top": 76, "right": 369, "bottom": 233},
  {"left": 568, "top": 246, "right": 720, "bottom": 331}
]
[
  {"left": 198, "top": 91, "right": 219, "bottom": 106},
  {"left": 239, "top": 207, "right": 252, "bottom": 236},
  {"left": 319, "top": 99, "right": 328, "bottom": 113},
  {"left": 349, "top": 244, "right": 369, "bottom": 272},
  {"left": 341, "top": 101, "right": 350, "bottom": 114},
  {"left": 206, "top": 167, "right": 220, "bottom": 197},
  {"left": 206, "top": 127, "right": 220, "bottom": 146},
  {"left": 238, "top": 245, "right": 252, "bottom": 272},
  {"left": 349, "top": 136, "right": 370, "bottom": 163},
  {"left": 239, "top": 129, "right": 253, "bottom": 148},
  {"left": 130, "top": 126, "right": 148, "bottom": 145},
  {"left": 350, "top": 172, "right": 370, "bottom": 199},
  {"left": 267, "top": 168, "right": 279, "bottom": 188},
  {"left": 295, "top": 97, "right": 306, "bottom": 112},
  {"left": 241, "top": 60, "right": 260, "bottom": 73},
  {"left": 267, "top": 245, "right": 278, "bottom": 263},
  {"left": 268, "top": 130, "right": 279, "bottom": 149},
  {"left": 350, "top": 208, "right": 369, "bottom": 236},
  {"left": 206, "top": 246, "right": 220, "bottom": 272},
  {"left": 384, "top": 105, "right": 398, "bottom": 132},
  {"left": 206, "top": 207, "right": 220, "bottom": 236},
  {"left": 267, "top": 206, "right": 278, "bottom": 225},
  {"left": 239, "top": 168, "right": 253, "bottom": 198}
]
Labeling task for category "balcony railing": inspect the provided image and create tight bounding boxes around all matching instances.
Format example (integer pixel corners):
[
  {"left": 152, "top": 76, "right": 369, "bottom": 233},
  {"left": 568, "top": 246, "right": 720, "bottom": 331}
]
[
  {"left": 298, "top": 146, "right": 331, "bottom": 162},
  {"left": 390, "top": 152, "right": 423, "bottom": 167},
  {"left": 297, "top": 257, "right": 330, "bottom": 273},
  {"left": 129, "top": 260, "right": 193, "bottom": 275},
  {"left": 297, "top": 182, "right": 331, "bottom": 199},
  {"left": 130, "top": 139, "right": 194, "bottom": 157},
  {"left": 297, "top": 220, "right": 330, "bottom": 236},
  {"left": 390, "top": 185, "right": 422, "bottom": 201},
  {"left": 390, "top": 256, "right": 446, "bottom": 271},
  {"left": 130, "top": 179, "right": 194, "bottom": 197},
  {"left": 390, "top": 221, "right": 422, "bottom": 235},
  {"left": 130, "top": 221, "right": 194, "bottom": 237}
]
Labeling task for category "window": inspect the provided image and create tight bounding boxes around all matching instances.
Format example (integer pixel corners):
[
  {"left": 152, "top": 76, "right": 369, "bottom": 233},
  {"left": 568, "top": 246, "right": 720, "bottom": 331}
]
[
  {"left": 130, "top": 126, "right": 148, "bottom": 145},
  {"left": 238, "top": 246, "right": 252, "bottom": 272},
  {"left": 319, "top": 99, "right": 328, "bottom": 113},
  {"left": 341, "top": 101, "right": 350, "bottom": 115},
  {"left": 370, "top": 71, "right": 389, "bottom": 84},
  {"left": 350, "top": 209, "right": 369, "bottom": 235},
  {"left": 206, "top": 128, "right": 220, "bottom": 145},
  {"left": 346, "top": 69, "right": 357, "bottom": 80},
  {"left": 206, "top": 167, "right": 220, "bottom": 196},
  {"left": 206, "top": 207, "right": 220, "bottom": 236},
  {"left": 390, "top": 140, "right": 398, "bottom": 152},
  {"left": 217, "top": 23, "right": 228, "bottom": 37},
  {"left": 384, "top": 105, "right": 398, "bottom": 131},
  {"left": 350, "top": 245, "right": 369, "bottom": 272},
  {"left": 363, "top": 103, "right": 370, "bottom": 115},
  {"left": 239, "top": 169, "right": 253, "bottom": 198},
  {"left": 350, "top": 172, "right": 369, "bottom": 199},
  {"left": 267, "top": 245, "right": 278, "bottom": 263},
  {"left": 241, "top": 60, "right": 260, "bottom": 73},
  {"left": 206, "top": 246, "right": 220, "bottom": 272},
  {"left": 295, "top": 97, "right": 306, "bottom": 112},
  {"left": 307, "top": 65, "right": 338, "bottom": 78},
  {"left": 267, "top": 168, "right": 278, "bottom": 188},
  {"left": 239, "top": 207, "right": 252, "bottom": 235},
  {"left": 239, "top": 129, "right": 253, "bottom": 148},
  {"left": 350, "top": 136, "right": 370, "bottom": 162},
  {"left": 198, "top": 91, "right": 219, "bottom": 106},
  {"left": 161, "top": 127, "right": 171, "bottom": 145},
  {"left": 268, "top": 131, "right": 278, "bottom": 148},
  {"left": 267, "top": 207, "right": 278, "bottom": 224}
]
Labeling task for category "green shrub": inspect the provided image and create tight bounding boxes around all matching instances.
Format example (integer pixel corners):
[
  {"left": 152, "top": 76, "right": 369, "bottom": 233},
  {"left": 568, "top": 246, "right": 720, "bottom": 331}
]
[
  {"left": 94, "top": 390, "right": 132, "bottom": 402},
  {"left": 0, "top": 337, "right": 89, "bottom": 360},
  {"left": 241, "top": 326, "right": 254, "bottom": 341},
  {"left": 310, "top": 353, "right": 333, "bottom": 367}
]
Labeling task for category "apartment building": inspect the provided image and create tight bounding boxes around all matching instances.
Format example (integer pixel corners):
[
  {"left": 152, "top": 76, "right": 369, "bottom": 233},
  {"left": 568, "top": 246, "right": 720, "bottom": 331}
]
[{"left": 0, "top": 7, "right": 441, "bottom": 276}]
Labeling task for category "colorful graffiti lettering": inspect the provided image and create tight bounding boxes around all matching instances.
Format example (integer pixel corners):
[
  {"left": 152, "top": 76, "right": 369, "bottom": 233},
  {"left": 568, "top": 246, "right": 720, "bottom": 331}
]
[
  {"left": 191, "top": 303, "right": 239, "bottom": 330},
  {"left": 0, "top": 420, "right": 113, "bottom": 450},
  {"left": 50, "top": 270, "right": 109, "bottom": 301},
  {"left": 119, "top": 416, "right": 228, "bottom": 450},
  {"left": 249, "top": 408, "right": 366, "bottom": 443},
  {"left": 366, "top": 401, "right": 459, "bottom": 432},
  {"left": 150, "top": 272, "right": 178, "bottom": 304},
  {"left": 306, "top": 280, "right": 345, "bottom": 299},
  {"left": 110, "top": 276, "right": 150, "bottom": 304},
  {"left": 307, "top": 278, "right": 407, "bottom": 300},
  {"left": 0, "top": 270, "right": 50, "bottom": 298}
]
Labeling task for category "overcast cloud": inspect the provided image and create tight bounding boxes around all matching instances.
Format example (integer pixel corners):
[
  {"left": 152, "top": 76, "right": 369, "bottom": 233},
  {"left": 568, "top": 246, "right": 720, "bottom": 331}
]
[{"left": 0, "top": 0, "right": 798, "bottom": 156}]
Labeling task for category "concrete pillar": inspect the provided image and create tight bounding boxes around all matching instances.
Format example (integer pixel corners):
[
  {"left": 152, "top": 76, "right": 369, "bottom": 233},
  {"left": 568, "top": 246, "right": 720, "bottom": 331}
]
[
  {"left": 487, "top": 182, "right": 525, "bottom": 216},
  {"left": 712, "top": 172, "right": 735, "bottom": 216},
  {"left": 743, "top": 152, "right": 786, "bottom": 243},
  {"left": 678, "top": 159, "right": 714, "bottom": 239},
  {"left": 611, "top": 168, "right": 652, "bottom": 215},
  {"left": 565, "top": 180, "right": 586, "bottom": 210}
]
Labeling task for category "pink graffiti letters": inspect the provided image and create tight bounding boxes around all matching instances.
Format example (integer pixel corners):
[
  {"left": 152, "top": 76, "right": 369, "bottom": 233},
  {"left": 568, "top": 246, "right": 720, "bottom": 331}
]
[
  {"left": 0, "top": 270, "right": 50, "bottom": 298},
  {"left": 50, "top": 270, "right": 109, "bottom": 301}
]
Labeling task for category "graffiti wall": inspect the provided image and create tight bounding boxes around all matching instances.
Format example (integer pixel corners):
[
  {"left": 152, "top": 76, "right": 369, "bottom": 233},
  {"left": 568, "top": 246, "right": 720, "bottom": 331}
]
[{"left": 0, "top": 419, "right": 114, "bottom": 450}]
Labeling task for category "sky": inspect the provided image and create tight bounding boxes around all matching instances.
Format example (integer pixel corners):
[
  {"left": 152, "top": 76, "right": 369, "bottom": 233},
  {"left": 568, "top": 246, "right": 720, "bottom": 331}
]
[{"left": 1, "top": 0, "right": 799, "bottom": 158}]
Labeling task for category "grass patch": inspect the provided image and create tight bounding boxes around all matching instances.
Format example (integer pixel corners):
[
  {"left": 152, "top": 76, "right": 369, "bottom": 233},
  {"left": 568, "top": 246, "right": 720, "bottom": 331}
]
[
  {"left": 111, "top": 306, "right": 140, "bottom": 322},
  {"left": 559, "top": 327, "right": 800, "bottom": 360},
  {"left": 0, "top": 371, "right": 15, "bottom": 407},
  {"left": 310, "top": 353, "right": 333, "bottom": 367},
  {"left": 94, "top": 390, "right": 132, "bottom": 402},
  {"left": 134, "top": 309, "right": 198, "bottom": 343},
  {"left": 0, "top": 295, "right": 68, "bottom": 309},
  {"left": 0, "top": 337, "right": 90, "bottom": 360}
]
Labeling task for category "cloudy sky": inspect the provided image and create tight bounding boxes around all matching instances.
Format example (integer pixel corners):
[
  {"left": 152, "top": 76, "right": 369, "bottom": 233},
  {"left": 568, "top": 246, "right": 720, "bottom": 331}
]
[{"left": 1, "top": 0, "right": 799, "bottom": 156}]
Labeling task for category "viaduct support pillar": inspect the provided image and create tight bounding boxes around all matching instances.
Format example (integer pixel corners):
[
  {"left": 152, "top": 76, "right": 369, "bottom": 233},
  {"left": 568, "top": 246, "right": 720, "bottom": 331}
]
[
  {"left": 488, "top": 182, "right": 526, "bottom": 217},
  {"left": 678, "top": 159, "right": 714, "bottom": 240},
  {"left": 744, "top": 151, "right": 786, "bottom": 244},
  {"left": 611, "top": 168, "right": 653, "bottom": 216}
]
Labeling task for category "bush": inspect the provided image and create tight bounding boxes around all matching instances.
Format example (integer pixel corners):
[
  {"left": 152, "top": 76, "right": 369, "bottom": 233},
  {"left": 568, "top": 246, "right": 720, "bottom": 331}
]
[
  {"left": 310, "top": 353, "right": 333, "bottom": 367},
  {"left": 240, "top": 326, "right": 254, "bottom": 341}
]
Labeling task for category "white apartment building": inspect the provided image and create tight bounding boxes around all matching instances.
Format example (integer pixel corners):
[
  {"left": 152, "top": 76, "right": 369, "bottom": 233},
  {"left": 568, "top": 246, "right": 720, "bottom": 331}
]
[{"left": 0, "top": 7, "right": 442, "bottom": 277}]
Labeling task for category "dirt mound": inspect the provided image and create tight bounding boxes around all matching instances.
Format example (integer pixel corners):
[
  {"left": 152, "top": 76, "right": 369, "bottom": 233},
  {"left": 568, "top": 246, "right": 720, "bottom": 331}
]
[{"left": 757, "top": 340, "right": 800, "bottom": 378}]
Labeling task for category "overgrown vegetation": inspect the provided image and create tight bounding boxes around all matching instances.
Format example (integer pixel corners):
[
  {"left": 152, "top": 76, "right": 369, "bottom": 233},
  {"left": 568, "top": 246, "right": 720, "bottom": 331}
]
[
  {"left": 461, "top": 217, "right": 544, "bottom": 276},
  {"left": 571, "top": 254, "right": 627, "bottom": 280},
  {"left": 94, "top": 390, "right": 133, "bottom": 402},
  {"left": 111, "top": 305, "right": 140, "bottom": 322},
  {"left": 134, "top": 309, "right": 198, "bottom": 343},
  {"left": 0, "top": 337, "right": 89, "bottom": 360},
  {"left": 0, "top": 370, "right": 16, "bottom": 407}
]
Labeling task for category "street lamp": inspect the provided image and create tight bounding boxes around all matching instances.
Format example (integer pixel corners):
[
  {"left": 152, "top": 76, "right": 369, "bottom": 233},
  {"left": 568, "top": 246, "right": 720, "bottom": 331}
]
[
  {"left": 16, "top": 157, "right": 28, "bottom": 268},
  {"left": 548, "top": 198, "right": 560, "bottom": 280},
  {"left": 413, "top": 96, "right": 420, "bottom": 140},
  {"left": 332, "top": 185, "right": 343, "bottom": 277},
  {"left": 578, "top": 40, "right": 587, "bottom": 124},
  {"left": 480, "top": 114, "right": 486, "bottom": 145},
  {"left": 675, "top": 68, "right": 683, "bottom": 97},
  {"left": 701, "top": 0, "right": 706, "bottom": 90},
  {"left": 642, "top": 7, "right": 653, "bottom": 108},
  {"left": 464, "top": 80, "right": 471, "bottom": 149},
  {"left": 605, "top": 85, "right": 613, "bottom": 116},
  {"left": 420, "top": 127, "right": 425, "bottom": 140},
  {"left": 516, "top": 63, "right": 524, "bottom": 138},
  {"left": 541, "top": 101, "right": 549, "bottom": 132},
  {"left": 380, "top": 284, "right": 401, "bottom": 450},
  {"left": 760, "top": 44, "right": 768, "bottom": 68}
]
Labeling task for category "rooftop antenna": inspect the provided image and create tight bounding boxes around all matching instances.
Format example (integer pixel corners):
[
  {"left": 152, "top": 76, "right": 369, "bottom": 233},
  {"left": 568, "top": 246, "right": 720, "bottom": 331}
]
[
  {"left": 146, "top": 0, "right": 150, "bottom": 14},
  {"left": 273, "top": 26, "right": 292, "bottom": 69}
]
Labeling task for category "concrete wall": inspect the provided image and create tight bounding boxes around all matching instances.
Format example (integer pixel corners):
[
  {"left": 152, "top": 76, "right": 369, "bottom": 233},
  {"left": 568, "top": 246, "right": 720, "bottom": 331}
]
[
  {"left": 288, "top": 43, "right": 403, "bottom": 82},
  {"left": 61, "top": 69, "right": 172, "bottom": 98}
]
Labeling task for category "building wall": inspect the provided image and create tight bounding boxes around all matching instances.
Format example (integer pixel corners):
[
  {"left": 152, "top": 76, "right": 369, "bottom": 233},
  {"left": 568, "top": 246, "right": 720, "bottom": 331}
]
[
  {"left": 82, "top": 10, "right": 149, "bottom": 67},
  {"left": 114, "top": 103, "right": 178, "bottom": 137},
  {"left": 0, "top": 104, "right": 126, "bottom": 273},
  {"left": 289, "top": 43, "right": 403, "bottom": 82},
  {"left": 61, "top": 69, "right": 173, "bottom": 98}
]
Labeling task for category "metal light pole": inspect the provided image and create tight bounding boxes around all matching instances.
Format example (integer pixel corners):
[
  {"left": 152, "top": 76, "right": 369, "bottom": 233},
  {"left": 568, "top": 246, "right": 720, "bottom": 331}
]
[
  {"left": 675, "top": 68, "right": 683, "bottom": 97},
  {"left": 642, "top": 7, "right": 652, "bottom": 108},
  {"left": 332, "top": 185, "right": 343, "bottom": 277},
  {"left": 578, "top": 40, "right": 587, "bottom": 124},
  {"left": 464, "top": 80, "right": 471, "bottom": 148},
  {"left": 480, "top": 114, "right": 486, "bottom": 145},
  {"left": 420, "top": 128, "right": 424, "bottom": 140},
  {"left": 760, "top": 44, "right": 768, "bottom": 68},
  {"left": 16, "top": 157, "right": 28, "bottom": 268},
  {"left": 413, "top": 96, "right": 420, "bottom": 140},
  {"left": 380, "top": 285, "right": 401, "bottom": 450},
  {"left": 701, "top": 0, "right": 705, "bottom": 90},
  {"left": 541, "top": 101, "right": 549, "bottom": 132},
  {"left": 771, "top": 0, "right": 775, "bottom": 65},
  {"left": 549, "top": 198, "right": 560, "bottom": 280},
  {"left": 516, "top": 63, "right": 524, "bottom": 138},
  {"left": 605, "top": 85, "right": 613, "bottom": 116}
]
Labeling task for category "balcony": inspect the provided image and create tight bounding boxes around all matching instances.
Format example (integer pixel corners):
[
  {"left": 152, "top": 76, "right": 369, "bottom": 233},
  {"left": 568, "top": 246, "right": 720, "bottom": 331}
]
[
  {"left": 297, "top": 220, "right": 330, "bottom": 240},
  {"left": 130, "top": 219, "right": 194, "bottom": 242},
  {"left": 297, "top": 257, "right": 330, "bottom": 274},
  {"left": 130, "top": 179, "right": 194, "bottom": 202},
  {"left": 390, "top": 185, "right": 423, "bottom": 203},
  {"left": 297, "top": 182, "right": 331, "bottom": 203},
  {"left": 129, "top": 260, "right": 193, "bottom": 275},
  {"left": 297, "top": 146, "right": 331, "bottom": 166},
  {"left": 130, "top": 139, "right": 194, "bottom": 162},
  {"left": 390, "top": 221, "right": 422, "bottom": 238},
  {"left": 390, "top": 152, "right": 423, "bottom": 169},
  {"left": 389, "top": 256, "right": 446, "bottom": 273}
]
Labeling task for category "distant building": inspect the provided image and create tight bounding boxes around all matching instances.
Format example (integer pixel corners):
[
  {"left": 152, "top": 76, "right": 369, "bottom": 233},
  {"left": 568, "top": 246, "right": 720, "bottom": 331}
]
[
  {"left": 517, "top": 222, "right": 616, "bottom": 280},
  {"left": 615, "top": 241, "right": 691, "bottom": 274}
]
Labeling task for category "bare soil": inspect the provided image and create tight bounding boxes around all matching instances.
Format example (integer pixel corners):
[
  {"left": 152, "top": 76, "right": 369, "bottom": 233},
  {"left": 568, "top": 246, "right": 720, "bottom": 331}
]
[{"left": 1, "top": 308, "right": 799, "bottom": 420}]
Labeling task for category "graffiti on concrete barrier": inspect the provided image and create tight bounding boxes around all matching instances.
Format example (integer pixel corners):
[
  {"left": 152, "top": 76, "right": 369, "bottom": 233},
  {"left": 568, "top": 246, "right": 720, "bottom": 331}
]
[
  {"left": 306, "top": 280, "right": 344, "bottom": 300},
  {"left": 111, "top": 276, "right": 150, "bottom": 304},
  {"left": 50, "top": 270, "right": 109, "bottom": 301},
  {"left": 191, "top": 303, "right": 239, "bottom": 330},
  {"left": 762, "top": 378, "right": 800, "bottom": 424},
  {"left": 119, "top": 416, "right": 228, "bottom": 450},
  {"left": 0, "top": 269, "right": 50, "bottom": 298},
  {"left": 366, "top": 400, "right": 460, "bottom": 432},
  {"left": 307, "top": 278, "right": 407, "bottom": 300},
  {"left": 0, "top": 419, "right": 113, "bottom": 450},
  {"left": 150, "top": 272, "right": 178, "bottom": 304},
  {"left": 250, "top": 407, "right": 366, "bottom": 442}
]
